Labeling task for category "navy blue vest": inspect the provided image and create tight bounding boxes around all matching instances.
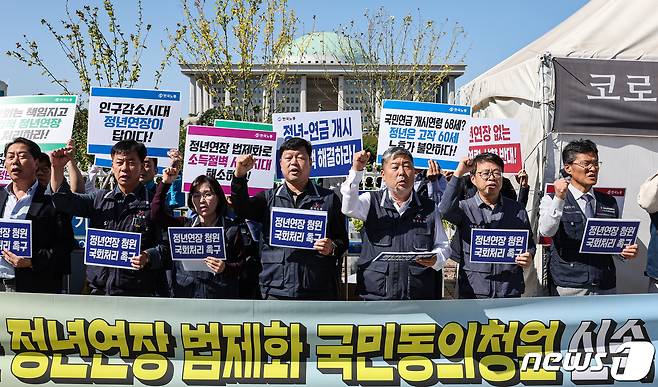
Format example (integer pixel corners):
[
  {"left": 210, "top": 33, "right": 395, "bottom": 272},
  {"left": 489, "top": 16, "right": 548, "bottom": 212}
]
[
  {"left": 259, "top": 184, "right": 339, "bottom": 300},
  {"left": 358, "top": 190, "right": 441, "bottom": 300},
  {"left": 549, "top": 190, "right": 619, "bottom": 289},
  {"left": 454, "top": 195, "right": 529, "bottom": 298}
]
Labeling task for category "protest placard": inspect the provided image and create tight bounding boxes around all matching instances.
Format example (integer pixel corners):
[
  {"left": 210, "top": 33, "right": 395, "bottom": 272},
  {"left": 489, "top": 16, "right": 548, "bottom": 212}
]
[
  {"left": 0, "top": 95, "right": 77, "bottom": 185},
  {"left": 470, "top": 228, "right": 529, "bottom": 264},
  {"left": 272, "top": 110, "right": 362, "bottom": 178},
  {"left": 373, "top": 252, "right": 437, "bottom": 262},
  {"left": 377, "top": 100, "right": 472, "bottom": 171},
  {"left": 215, "top": 119, "right": 273, "bottom": 131},
  {"left": 182, "top": 125, "right": 276, "bottom": 196},
  {"left": 469, "top": 118, "right": 523, "bottom": 173},
  {"left": 88, "top": 87, "right": 181, "bottom": 172},
  {"left": 0, "top": 219, "right": 32, "bottom": 257},
  {"left": 168, "top": 227, "right": 225, "bottom": 260},
  {"left": 579, "top": 218, "right": 640, "bottom": 254},
  {"left": 85, "top": 228, "right": 141, "bottom": 270},
  {"left": 269, "top": 207, "right": 327, "bottom": 250}
]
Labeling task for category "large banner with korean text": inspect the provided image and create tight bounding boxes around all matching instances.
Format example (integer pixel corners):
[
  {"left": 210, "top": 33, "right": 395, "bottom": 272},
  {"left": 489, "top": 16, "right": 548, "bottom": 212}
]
[
  {"left": 0, "top": 293, "right": 655, "bottom": 386},
  {"left": 0, "top": 94, "right": 77, "bottom": 185},
  {"left": 272, "top": 110, "right": 362, "bottom": 178},
  {"left": 377, "top": 100, "right": 472, "bottom": 171},
  {"left": 182, "top": 125, "right": 276, "bottom": 195},
  {"left": 88, "top": 87, "right": 181, "bottom": 172},
  {"left": 554, "top": 57, "right": 658, "bottom": 136}
]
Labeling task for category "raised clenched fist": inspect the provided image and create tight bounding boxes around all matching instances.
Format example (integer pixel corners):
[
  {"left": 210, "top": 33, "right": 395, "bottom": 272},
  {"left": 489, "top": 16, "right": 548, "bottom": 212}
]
[{"left": 235, "top": 154, "right": 255, "bottom": 178}]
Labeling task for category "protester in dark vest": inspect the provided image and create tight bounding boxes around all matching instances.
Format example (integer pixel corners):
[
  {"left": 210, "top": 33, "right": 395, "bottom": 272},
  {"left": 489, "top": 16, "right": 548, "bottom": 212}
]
[
  {"left": 637, "top": 170, "right": 658, "bottom": 293},
  {"left": 151, "top": 163, "right": 245, "bottom": 299},
  {"left": 341, "top": 147, "right": 450, "bottom": 300},
  {"left": 49, "top": 140, "right": 169, "bottom": 297},
  {"left": 231, "top": 137, "right": 348, "bottom": 300},
  {"left": 538, "top": 139, "right": 637, "bottom": 296},
  {"left": 414, "top": 159, "right": 447, "bottom": 204},
  {"left": 439, "top": 153, "right": 534, "bottom": 299},
  {"left": 0, "top": 138, "right": 73, "bottom": 293}
]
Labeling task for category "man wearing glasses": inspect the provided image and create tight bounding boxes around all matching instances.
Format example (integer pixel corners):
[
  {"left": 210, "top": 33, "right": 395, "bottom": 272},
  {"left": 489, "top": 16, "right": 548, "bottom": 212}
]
[
  {"left": 538, "top": 139, "right": 637, "bottom": 296},
  {"left": 439, "top": 153, "right": 534, "bottom": 299}
]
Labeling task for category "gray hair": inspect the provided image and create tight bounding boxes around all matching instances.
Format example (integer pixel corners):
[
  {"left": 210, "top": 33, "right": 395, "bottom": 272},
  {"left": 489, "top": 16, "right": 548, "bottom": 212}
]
[{"left": 381, "top": 146, "right": 414, "bottom": 165}]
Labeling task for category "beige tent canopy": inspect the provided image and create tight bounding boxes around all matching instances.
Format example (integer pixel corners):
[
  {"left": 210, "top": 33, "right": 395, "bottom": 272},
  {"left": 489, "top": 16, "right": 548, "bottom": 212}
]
[{"left": 459, "top": 0, "right": 658, "bottom": 294}]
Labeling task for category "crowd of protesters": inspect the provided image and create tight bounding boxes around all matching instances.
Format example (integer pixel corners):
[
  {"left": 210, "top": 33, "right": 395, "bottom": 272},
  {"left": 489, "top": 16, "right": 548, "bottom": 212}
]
[{"left": 1, "top": 135, "right": 655, "bottom": 299}]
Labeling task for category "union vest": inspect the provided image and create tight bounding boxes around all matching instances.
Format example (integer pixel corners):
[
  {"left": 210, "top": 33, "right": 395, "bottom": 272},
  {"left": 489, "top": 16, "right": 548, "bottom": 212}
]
[
  {"left": 549, "top": 190, "right": 619, "bottom": 289},
  {"left": 358, "top": 190, "right": 441, "bottom": 300}
]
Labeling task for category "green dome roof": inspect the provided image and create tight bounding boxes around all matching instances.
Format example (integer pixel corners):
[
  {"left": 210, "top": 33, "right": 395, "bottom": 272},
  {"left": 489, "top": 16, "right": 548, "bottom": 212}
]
[{"left": 284, "top": 32, "right": 366, "bottom": 64}]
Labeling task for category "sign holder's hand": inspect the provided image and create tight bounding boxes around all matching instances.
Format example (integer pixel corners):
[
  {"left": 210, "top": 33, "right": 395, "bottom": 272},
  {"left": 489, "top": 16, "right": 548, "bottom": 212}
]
[
  {"left": 621, "top": 244, "right": 638, "bottom": 260},
  {"left": 415, "top": 255, "right": 438, "bottom": 268},
  {"left": 515, "top": 251, "right": 533, "bottom": 268},
  {"left": 130, "top": 252, "right": 149, "bottom": 270},
  {"left": 2, "top": 249, "right": 32, "bottom": 268},
  {"left": 313, "top": 238, "right": 335, "bottom": 256},
  {"left": 426, "top": 160, "right": 441, "bottom": 182},
  {"left": 204, "top": 257, "right": 226, "bottom": 274}
]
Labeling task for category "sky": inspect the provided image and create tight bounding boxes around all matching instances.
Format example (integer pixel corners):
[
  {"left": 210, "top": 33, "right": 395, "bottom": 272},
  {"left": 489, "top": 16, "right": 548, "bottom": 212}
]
[{"left": 0, "top": 0, "right": 589, "bottom": 114}]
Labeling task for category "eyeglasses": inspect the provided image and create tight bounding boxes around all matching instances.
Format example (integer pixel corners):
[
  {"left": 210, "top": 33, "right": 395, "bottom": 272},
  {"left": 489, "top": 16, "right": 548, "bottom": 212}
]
[
  {"left": 570, "top": 161, "right": 602, "bottom": 170},
  {"left": 476, "top": 170, "right": 502, "bottom": 180},
  {"left": 191, "top": 192, "right": 216, "bottom": 201}
]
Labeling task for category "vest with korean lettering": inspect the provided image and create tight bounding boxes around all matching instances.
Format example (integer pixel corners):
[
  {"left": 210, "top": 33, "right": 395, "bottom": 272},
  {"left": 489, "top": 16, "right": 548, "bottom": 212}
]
[
  {"left": 259, "top": 184, "right": 340, "bottom": 300},
  {"left": 456, "top": 195, "right": 529, "bottom": 299},
  {"left": 357, "top": 190, "right": 441, "bottom": 300},
  {"left": 549, "top": 190, "right": 619, "bottom": 290}
]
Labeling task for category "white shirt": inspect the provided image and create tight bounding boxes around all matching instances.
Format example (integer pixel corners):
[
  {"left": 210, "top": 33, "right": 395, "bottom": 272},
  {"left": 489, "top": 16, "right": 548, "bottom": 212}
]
[
  {"left": 340, "top": 169, "right": 450, "bottom": 271},
  {"left": 538, "top": 183, "right": 596, "bottom": 237},
  {"left": 0, "top": 180, "right": 39, "bottom": 279}
]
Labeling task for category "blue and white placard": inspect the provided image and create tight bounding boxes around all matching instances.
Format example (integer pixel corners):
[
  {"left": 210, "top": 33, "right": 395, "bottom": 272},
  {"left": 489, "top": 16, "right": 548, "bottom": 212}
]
[
  {"left": 269, "top": 207, "right": 327, "bottom": 250},
  {"left": 168, "top": 227, "right": 225, "bottom": 260},
  {"left": 469, "top": 228, "right": 529, "bottom": 264},
  {"left": 85, "top": 228, "right": 141, "bottom": 270},
  {"left": 377, "top": 100, "right": 472, "bottom": 171},
  {"left": 579, "top": 218, "right": 640, "bottom": 254},
  {"left": 88, "top": 87, "right": 181, "bottom": 173},
  {"left": 273, "top": 110, "right": 362, "bottom": 178},
  {"left": 0, "top": 219, "right": 32, "bottom": 257}
]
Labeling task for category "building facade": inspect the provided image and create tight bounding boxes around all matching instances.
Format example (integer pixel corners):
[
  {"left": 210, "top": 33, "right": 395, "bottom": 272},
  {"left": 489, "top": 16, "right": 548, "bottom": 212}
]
[{"left": 180, "top": 32, "right": 466, "bottom": 127}]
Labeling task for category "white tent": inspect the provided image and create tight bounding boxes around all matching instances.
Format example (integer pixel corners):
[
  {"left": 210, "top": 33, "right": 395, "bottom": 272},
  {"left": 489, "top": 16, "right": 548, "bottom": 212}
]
[{"left": 459, "top": 0, "right": 658, "bottom": 295}]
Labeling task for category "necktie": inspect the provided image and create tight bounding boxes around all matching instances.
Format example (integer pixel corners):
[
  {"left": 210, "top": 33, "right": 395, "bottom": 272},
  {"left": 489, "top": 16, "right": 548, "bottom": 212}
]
[{"left": 582, "top": 194, "right": 595, "bottom": 218}]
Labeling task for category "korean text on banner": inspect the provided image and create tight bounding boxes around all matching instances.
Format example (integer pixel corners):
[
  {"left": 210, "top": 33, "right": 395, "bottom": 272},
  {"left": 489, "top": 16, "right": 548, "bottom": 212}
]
[
  {"left": 182, "top": 125, "right": 276, "bottom": 196},
  {"left": 273, "top": 110, "right": 362, "bottom": 178},
  {"left": 0, "top": 292, "right": 655, "bottom": 386},
  {"left": 85, "top": 228, "right": 141, "bottom": 270},
  {"left": 377, "top": 100, "right": 472, "bottom": 171},
  {"left": 87, "top": 87, "right": 181, "bottom": 160},
  {"left": 0, "top": 94, "right": 77, "bottom": 185},
  {"left": 269, "top": 207, "right": 327, "bottom": 250},
  {"left": 168, "top": 227, "right": 225, "bottom": 260},
  {"left": 0, "top": 219, "right": 32, "bottom": 257},
  {"left": 579, "top": 219, "right": 640, "bottom": 254},
  {"left": 468, "top": 118, "right": 523, "bottom": 173},
  {"left": 470, "top": 228, "right": 529, "bottom": 264}
]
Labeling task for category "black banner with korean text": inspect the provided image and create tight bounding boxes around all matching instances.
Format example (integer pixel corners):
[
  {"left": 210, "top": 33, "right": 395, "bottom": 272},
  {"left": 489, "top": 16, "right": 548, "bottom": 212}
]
[{"left": 554, "top": 57, "right": 658, "bottom": 136}]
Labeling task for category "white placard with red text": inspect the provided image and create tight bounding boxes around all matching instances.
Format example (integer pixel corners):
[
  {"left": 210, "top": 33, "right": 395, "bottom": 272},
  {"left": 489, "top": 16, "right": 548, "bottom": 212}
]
[{"left": 468, "top": 118, "right": 522, "bottom": 174}]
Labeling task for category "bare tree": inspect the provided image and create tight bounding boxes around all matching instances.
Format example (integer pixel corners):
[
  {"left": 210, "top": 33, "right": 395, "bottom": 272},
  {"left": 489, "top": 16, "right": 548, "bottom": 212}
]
[
  {"left": 324, "top": 7, "right": 467, "bottom": 133},
  {"left": 159, "top": 0, "right": 298, "bottom": 122},
  {"left": 6, "top": 0, "right": 154, "bottom": 168}
]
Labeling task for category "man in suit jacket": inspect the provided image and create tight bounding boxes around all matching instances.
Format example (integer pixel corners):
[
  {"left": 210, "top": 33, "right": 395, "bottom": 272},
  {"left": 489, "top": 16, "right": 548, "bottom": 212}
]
[{"left": 0, "top": 137, "right": 72, "bottom": 293}]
